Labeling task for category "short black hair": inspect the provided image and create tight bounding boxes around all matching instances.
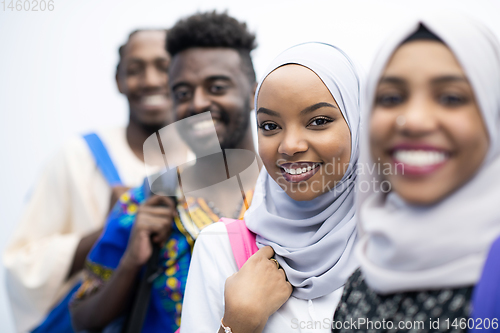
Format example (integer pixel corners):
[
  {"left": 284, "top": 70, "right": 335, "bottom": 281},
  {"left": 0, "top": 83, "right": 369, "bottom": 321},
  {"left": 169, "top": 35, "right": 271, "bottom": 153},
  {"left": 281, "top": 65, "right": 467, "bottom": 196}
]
[
  {"left": 116, "top": 29, "right": 167, "bottom": 74},
  {"left": 166, "top": 11, "right": 257, "bottom": 84}
]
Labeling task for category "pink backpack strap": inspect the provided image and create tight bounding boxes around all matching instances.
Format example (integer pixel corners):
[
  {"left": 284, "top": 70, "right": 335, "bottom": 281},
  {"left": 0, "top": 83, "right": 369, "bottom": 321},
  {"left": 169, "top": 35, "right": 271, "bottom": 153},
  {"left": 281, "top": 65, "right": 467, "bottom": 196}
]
[
  {"left": 221, "top": 218, "right": 258, "bottom": 270},
  {"left": 176, "top": 220, "right": 255, "bottom": 333}
]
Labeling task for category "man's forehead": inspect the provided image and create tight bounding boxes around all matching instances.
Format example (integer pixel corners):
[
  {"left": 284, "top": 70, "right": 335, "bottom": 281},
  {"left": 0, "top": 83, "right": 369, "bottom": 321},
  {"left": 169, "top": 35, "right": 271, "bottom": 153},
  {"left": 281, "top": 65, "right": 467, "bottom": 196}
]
[
  {"left": 123, "top": 30, "right": 167, "bottom": 58},
  {"left": 170, "top": 48, "right": 242, "bottom": 80}
]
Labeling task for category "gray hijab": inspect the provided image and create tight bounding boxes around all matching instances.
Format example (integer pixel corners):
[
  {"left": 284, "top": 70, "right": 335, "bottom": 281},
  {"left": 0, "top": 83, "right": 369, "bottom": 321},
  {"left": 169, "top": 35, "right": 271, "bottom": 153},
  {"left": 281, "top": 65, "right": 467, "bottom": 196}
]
[
  {"left": 245, "top": 42, "right": 362, "bottom": 300},
  {"left": 356, "top": 12, "right": 500, "bottom": 294}
]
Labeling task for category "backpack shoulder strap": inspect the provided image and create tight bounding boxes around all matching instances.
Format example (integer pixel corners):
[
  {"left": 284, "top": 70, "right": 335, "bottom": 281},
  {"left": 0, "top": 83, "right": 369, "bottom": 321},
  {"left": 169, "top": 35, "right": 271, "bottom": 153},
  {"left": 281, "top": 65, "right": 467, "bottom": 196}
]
[
  {"left": 221, "top": 218, "right": 258, "bottom": 270},
  {"left": 83, "top": 132, "right": 123, "bottom": 187}
]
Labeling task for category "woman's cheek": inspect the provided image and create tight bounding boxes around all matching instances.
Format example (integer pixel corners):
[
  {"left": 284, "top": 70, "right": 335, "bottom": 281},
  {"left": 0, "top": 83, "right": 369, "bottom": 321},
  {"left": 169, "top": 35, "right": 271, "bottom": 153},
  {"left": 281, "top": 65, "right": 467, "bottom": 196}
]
[
  {"left": 258, "top": 138, "right": 282, "bottom": 180},
  {"left": 369, "top": 111, "right": 394, "bottom": 157}
]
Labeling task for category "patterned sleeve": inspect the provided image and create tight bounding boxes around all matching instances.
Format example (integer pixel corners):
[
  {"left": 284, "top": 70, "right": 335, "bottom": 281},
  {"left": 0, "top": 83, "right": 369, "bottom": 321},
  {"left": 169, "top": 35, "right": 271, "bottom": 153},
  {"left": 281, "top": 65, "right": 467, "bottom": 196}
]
[
  {"left": 70, "top": 262, "right": 114, "bottom": 307},
  {"left": 70, "top": 187, "right": 145, "bottom": 307}
]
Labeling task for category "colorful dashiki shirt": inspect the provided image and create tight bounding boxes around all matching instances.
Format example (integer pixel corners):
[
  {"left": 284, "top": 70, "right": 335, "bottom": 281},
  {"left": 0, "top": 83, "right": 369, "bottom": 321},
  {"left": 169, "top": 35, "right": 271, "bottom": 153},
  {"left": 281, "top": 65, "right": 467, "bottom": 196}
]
[{"left": 71, "top": 181, "right": 253, "bottom": 333}]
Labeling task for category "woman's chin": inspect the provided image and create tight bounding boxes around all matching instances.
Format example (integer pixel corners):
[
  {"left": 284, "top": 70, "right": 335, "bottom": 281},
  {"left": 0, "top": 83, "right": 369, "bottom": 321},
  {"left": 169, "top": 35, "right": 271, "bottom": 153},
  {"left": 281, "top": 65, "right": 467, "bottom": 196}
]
[
  {"left": 391, "top": 184, "right": 452, "bottom": 207},
  {"left": 272, "top": 174, "right": 336, "bottom": 201},
  {"left": 282, "top": 186, "right": 325, "bottom": 201}
]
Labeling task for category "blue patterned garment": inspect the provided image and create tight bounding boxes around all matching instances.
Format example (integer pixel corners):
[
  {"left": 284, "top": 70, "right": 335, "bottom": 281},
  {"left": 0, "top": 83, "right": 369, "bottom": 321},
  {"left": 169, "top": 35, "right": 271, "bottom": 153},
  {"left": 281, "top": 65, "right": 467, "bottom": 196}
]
[{"left": 72, "top": 183, "right": 191, "bottom": 332}]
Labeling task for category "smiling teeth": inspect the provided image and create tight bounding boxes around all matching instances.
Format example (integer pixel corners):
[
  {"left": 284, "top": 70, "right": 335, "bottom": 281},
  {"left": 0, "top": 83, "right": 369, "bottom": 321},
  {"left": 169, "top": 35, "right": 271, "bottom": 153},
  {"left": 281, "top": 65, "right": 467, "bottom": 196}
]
[
  {"left": 394, "top": 150, "right": 447, "bottom": 167},
  {"left": 193, "top": 119, "right": 217, "bottom": 131},
  {"left": 283, "top": 163, "right": 320, "bottom": 175},
  {"left": 142, "top": 95, "right": 167, "bottom": 106}
]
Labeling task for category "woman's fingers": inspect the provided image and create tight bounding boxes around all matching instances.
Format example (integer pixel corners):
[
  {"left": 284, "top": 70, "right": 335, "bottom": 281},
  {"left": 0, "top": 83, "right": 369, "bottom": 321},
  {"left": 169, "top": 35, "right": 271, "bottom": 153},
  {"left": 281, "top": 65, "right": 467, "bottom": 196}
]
[
  {"left": 223, "top": 245, "right": 293, "bottom": 327},
  {"left": 256, "top": 245, "right": 275, "bottom": 259},
  {"left": 278, "top": 265, "right": 288, "bottom": 280}
]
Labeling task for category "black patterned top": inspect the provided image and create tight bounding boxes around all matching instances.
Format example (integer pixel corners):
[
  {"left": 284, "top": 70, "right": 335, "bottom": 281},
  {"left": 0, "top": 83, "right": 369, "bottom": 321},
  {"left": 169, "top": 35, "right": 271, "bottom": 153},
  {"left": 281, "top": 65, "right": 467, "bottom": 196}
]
[{"left": 332, "top": 269, "right": 473, "bottom": 333}]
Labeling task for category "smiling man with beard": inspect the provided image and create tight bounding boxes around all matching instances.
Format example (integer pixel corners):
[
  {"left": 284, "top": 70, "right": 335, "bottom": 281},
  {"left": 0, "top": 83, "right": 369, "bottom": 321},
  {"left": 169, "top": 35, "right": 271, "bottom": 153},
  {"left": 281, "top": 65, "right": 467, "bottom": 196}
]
[
  {"left": 69, "top": 12, "right": 259, "bottom": 333},
  {"left": 167, "top": 11, "right": 258, "bottom": 219},
  {"left": 3, "top": 29, "right": 189, "bottom": 333},
  {"left": 168, "top": 25, "right": 256, "bottom": 153}
]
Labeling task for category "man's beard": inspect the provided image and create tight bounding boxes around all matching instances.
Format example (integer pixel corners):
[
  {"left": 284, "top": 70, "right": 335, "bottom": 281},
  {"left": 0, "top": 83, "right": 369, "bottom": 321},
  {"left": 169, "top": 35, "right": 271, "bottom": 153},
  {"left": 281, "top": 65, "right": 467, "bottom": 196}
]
[
  {"left": 138, "top": 121, "right": 168, "bottom": 135},
  {"left": 219, "top": 98, "right": 251, "bottom": 150},
  {"left": 130, "top": 110, "right": 171, "bottom": 135}
]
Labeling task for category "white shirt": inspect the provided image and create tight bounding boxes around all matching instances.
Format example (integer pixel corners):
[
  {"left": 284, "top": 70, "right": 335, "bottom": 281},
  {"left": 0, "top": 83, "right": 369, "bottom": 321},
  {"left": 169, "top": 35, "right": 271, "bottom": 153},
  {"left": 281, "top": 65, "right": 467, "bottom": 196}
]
[
  {"left": 180, "top": 222, "right": 344, "bottom": 333},
  {"left": 3, "top": 127, "right": 153, "bottom": 333}
]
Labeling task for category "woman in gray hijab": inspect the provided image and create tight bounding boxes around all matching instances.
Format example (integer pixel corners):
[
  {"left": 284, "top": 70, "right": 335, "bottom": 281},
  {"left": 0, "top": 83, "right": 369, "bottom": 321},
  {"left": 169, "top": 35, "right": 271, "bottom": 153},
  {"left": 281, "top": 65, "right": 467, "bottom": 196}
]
[
  {"left": 180, "top": 42, "right": 363, "bottom": 333},
  {"left": 334, "top": 12, "right": 500, "bottom": 333}
]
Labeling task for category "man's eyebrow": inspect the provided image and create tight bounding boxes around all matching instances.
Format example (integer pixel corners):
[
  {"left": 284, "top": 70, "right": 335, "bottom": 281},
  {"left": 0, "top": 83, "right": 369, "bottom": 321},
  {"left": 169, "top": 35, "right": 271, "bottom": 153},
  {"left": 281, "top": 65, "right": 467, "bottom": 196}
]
[
  {"left": 124, "top": 58, "right": 145, "bottom": 65},
  {"left": 299, "top": 102, "right": 337, "bottom": 115},
  {"left": 171, "top": 82, "right": 191, "bottom": 91},
  {"left": 256, "top": 107, "right": 281, "bottom": 117},
  {"left": 154, "top": 57, "right": 170, "bottom": 63},
  {"left": 431, "top": 75, "right": 468, "bottom": 85},
  {"left": 125, "top": 57, "right": 169, "bottom": 64},
  {"left": 206, "top": 75, "right": 232, "bottom": 82}
]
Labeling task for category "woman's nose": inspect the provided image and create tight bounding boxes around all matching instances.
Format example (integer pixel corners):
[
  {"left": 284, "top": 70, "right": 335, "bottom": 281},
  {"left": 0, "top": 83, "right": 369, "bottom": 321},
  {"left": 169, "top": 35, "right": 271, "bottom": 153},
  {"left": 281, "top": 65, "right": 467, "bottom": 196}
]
[
  {"left": 278, "top": 130, "right": 308, "bottom": 156},
  {"left": 397, "top": 96, "right": 439, "bottom": 137}
]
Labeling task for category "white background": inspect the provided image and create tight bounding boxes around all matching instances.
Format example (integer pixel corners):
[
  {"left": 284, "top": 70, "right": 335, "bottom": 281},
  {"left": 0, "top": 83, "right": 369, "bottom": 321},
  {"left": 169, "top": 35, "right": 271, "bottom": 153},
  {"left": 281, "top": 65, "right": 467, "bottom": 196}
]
[{"left": 1, "top": 0, "right": 499, "bottom": 331}]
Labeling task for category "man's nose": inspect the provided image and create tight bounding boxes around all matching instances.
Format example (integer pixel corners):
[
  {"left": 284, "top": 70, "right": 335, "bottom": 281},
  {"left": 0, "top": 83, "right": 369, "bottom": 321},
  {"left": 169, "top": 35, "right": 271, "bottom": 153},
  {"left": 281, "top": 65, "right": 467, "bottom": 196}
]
[
  {"left": 143, "top": 66, "right": 165, "bottom": 89},
  {"left": 191, "top": 87, "right": 211, "bottom": 113}
]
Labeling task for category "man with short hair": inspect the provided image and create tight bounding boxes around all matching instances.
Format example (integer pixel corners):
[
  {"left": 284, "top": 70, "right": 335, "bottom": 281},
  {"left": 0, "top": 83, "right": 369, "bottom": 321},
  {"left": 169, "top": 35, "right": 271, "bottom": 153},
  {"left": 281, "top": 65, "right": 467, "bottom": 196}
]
[
  {"left": 4, "top": 29, "right": 188, "bottom": 333},
  {"left": 70, "top": 11, "right": 259, "bottom": 333}
]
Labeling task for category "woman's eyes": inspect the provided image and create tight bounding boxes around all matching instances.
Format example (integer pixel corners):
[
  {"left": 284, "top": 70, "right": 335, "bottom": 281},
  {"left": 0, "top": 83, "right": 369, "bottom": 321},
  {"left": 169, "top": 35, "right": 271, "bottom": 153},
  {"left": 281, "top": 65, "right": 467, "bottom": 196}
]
[
  {"left": 375, "top": 93, "right": 406, "bottom": 107},
  {"left": 375, "top": 90, "right": 470, "bottom": 108},
  {"left": 437, "top": 93, "right": 468, "bottom": 107},
  {"left": 308, "top": 117, "right": 333, "bottom": 127},
  {"left": 259, "top": 117, "right": 332, "bottom": 132},
  {"left": 259, "top": 122, "right": 279, "bottom": 132}
]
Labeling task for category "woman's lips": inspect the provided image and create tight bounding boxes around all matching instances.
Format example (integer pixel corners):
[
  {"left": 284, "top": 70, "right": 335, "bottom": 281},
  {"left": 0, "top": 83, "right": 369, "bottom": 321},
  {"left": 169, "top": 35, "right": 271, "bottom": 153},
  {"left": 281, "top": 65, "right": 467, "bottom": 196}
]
[
  {"left": 391, "top": 148, "right": 449, "bottom": 176},
  {"left": 279, "top": 162, "right": 321, "bottom": 183}
]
